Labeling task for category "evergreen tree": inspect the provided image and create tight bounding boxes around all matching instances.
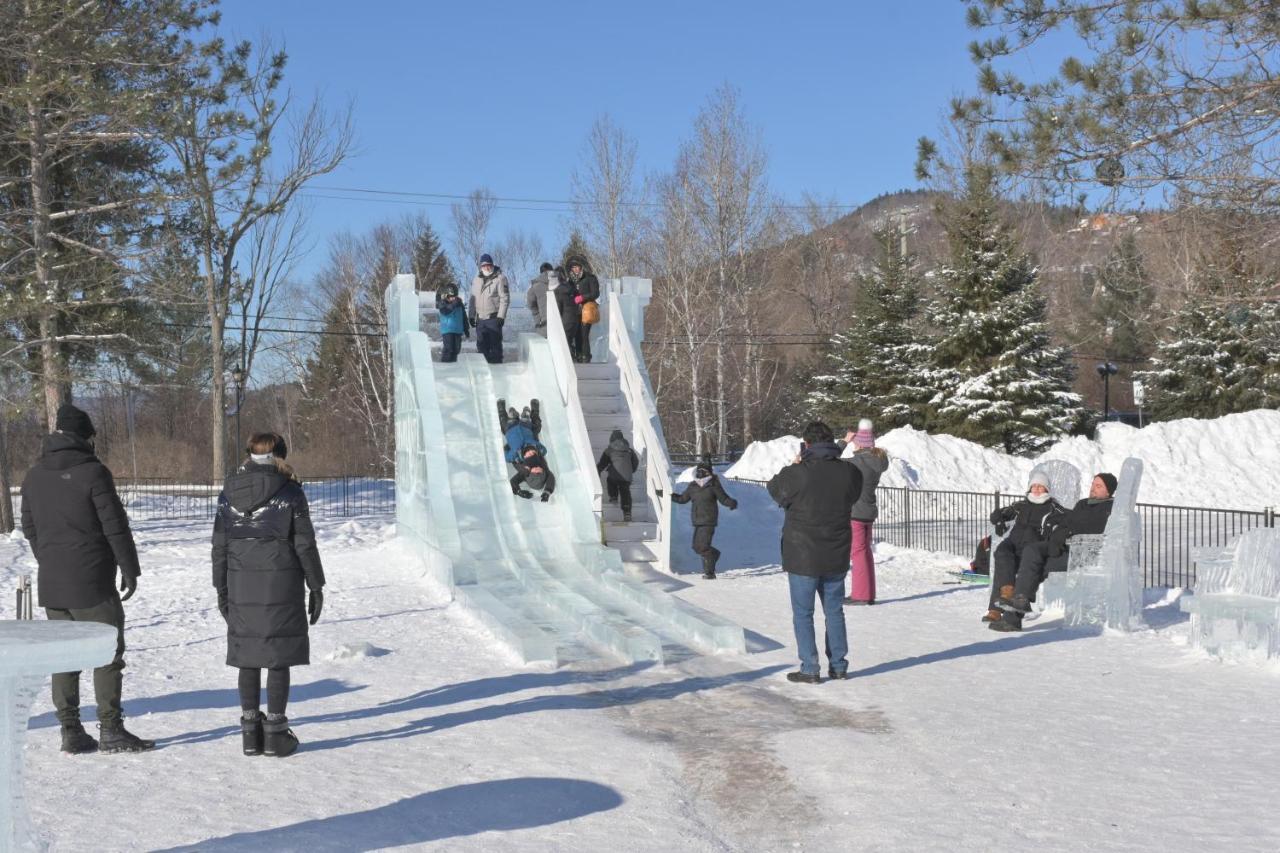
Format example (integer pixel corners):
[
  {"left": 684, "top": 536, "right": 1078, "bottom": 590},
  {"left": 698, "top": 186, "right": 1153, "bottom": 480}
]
[
  {"left": 924, "top": 168, "right": 1083, "bottom": 454},
  {"left": 805, "top": 228, "right": 928, "bottom": 429},
  {"left": 411, "top": 222, "right": 456, "bottom": 292},
  {"left": 1136, "top": 252, "right": 1280, "bottom": 420},
  {"left": 1093, "top": 234, "right": 1155, "bottom": 364},
  {"left": 561, "top": 230, "right": 592, "bottom": 269}
]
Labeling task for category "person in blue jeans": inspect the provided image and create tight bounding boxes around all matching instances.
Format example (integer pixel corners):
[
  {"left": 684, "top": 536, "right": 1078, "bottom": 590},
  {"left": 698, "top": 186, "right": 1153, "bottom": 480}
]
[
  {"left": 766, "top": 421, "right": 863, "bottom": 683},
  {"left": 435, "top": 283, "right": 470, "bottom": 362}
]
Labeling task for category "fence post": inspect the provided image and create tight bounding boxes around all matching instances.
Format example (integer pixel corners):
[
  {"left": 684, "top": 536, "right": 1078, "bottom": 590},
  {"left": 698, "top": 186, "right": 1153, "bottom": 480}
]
[
  {"left": 1267, "top": 506, "right": 1276, "bottom": 528},
  {"left": 343, "top": 476, "right": 350, "bottom": 518},
  {"left": 903, "top": 490, "right": 912, "bottom": 550}
]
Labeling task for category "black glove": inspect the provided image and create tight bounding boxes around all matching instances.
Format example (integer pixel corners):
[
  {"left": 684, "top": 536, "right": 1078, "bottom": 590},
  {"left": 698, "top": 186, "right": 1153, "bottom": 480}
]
[
  {"left": 217, "top": 593, "right": 229, "bottom": 622},
  {"left": 994, "top": 522, "right": 1008, "bottom": 536},
  {"left": 1047, "top": 536, "right": 1066, "bottom": 558},
  {"left": 119, "top": 573, "right": 137, "bottom": 602},
  {"left": 465, "top": 329, "right": 471, "bottom": 339},
  {"left": 496, "top": 318, "right": 504, "bottom": 329},
  {"left": 468, "top": 315, "right": 478, "bottom": 327},
  {"left": 511, "top": 482, "right": 533, "bottom": 499},
  {"left": 308, "top": 589, "right": 324, "bottom": 625},
  {"left": 540, "top": 491, "right": 551, "bottom": 503},
  {"left": 729, "top": 500, "right": 739, "bottom": 511}
]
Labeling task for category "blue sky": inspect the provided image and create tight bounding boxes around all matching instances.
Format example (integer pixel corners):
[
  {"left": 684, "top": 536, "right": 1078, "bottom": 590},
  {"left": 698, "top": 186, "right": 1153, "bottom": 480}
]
[{"left": 215, "top": 1, "right": 1006, "bottom": 282}]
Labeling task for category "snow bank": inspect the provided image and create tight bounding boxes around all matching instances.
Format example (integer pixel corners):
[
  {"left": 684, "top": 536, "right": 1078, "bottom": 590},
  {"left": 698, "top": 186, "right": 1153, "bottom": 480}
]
[{"left": 724, "top": 410, "right": 1280, "bottom": 510}]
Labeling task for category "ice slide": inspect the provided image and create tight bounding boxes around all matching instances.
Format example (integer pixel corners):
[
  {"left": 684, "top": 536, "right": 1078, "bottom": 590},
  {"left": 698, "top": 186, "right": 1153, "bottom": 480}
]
[{"left": 387, "top": 275, "right": 745, "bottom": 665}]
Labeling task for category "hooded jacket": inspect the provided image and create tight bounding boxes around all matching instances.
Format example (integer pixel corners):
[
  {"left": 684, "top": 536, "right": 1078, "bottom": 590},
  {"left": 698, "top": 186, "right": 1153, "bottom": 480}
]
[
  {"left": 767, "top": 442, "right": 863, "bottom": 576},
  {"left": 567, "top": 256, "right": 600, "bottom": 304},
  {"left": 21, "top": 432, "right": 140, "bottom": 609},
  {"left": 511, "top": 450, "right": 556, "bottom": 494},
  {"left": 436, "top": 288, "right": 471, "bottom": 337},
  {"left": 597, "top": 430, "right": 639, "bottom": 483},
  {"left": 672, "top": 474, "right": 738, "bottom": 527},
  {"left": 553, "top": 277, "right": 581, "bottom": 325},
  {"left": 212, "top": 462, "right": 325, "bottom": 669},
  {"left": 848, "top": 447, "right": 889, "bottom": 522},
  {"left": 468, "top": 266, "right": 511, "bottom": 321}
]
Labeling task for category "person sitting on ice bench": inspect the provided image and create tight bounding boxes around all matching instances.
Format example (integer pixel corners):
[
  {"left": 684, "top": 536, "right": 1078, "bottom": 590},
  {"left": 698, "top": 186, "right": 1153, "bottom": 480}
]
[
  {"left": 990, "top": 472, "right": 1117, "bottom": 632},
  {"left": 498, "top": 398, "right": 555, "bottom": 502},
  {"left": 983, "top": 470, "right": 1066, "bottom": 624}
]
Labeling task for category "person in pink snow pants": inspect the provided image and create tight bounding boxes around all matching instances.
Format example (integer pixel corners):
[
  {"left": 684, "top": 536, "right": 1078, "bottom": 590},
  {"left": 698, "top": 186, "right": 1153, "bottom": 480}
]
[{"left": 844, "top": 419, "right": 888, "bottom": 605}]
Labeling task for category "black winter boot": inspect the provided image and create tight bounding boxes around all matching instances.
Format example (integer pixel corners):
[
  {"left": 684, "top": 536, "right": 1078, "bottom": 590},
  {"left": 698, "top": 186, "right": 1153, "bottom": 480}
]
[
  {"left": 264, "top": 714, "right": 298, "bottom": 758},
  {"left": 242, "top": 711, "right": 264, "bottom": 756},
  {"left": 786, "top": 671, "right": 821, "bottom": 684},
  {"left": 702, "top": 551, "right": 718, "bottom": 580},
  {"left": 60, "top": 721, "right": 98, "bottom": 755},
  {"left": 989, "top": 611, "right": 1023, "bottom": 632},
  {"left": 997, "top": 594, "right": 1032, "bottom": 614},
  {"left": 98, "top": 721, "right": 155, "bottom": 753}
]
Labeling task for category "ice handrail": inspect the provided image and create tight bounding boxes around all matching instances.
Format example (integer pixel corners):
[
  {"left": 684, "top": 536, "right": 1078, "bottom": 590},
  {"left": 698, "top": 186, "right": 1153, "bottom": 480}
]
[
  {"left": 605, "top": 278, "right": 674, "bottom": 572},
  {"left": 544, "top": 289, "right": 604, "bottom": 520}
]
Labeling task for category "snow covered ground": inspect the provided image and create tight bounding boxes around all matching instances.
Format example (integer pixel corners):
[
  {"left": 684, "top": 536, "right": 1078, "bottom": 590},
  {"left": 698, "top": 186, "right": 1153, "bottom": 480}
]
[
  {"left": 724, "top": 409, "right": 1280, "bottom": 509},
  {"left": 5, "top": 482, "right": 1280, "bottom": 851}
]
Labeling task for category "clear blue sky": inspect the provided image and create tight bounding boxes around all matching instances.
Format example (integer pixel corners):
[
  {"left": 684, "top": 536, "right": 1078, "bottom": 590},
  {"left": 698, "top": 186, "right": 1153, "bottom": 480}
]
[{"left": 215, "top": 1, "right": 1002, "bottom": 282}]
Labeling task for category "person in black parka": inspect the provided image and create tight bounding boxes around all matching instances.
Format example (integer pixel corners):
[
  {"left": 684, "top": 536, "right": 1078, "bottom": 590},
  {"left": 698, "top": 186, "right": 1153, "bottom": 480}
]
[
  {"left": 213, "top": 432, "right": 325, "bottom": 758},
  {"left": 983, "top": 470, "right": 1066, "bottom": 623},
  {"left": 21, "top": 403, "right": 153, "bottom": 754},
  {"left": 672, "top": 461, "right": 738, "bottom": 579},
  {"left": 566, "top": 256, "right": 599, "bottom": 363},
  {"left": 767, "top": 422, "right": 863, "bottom": 683},
  {"left": 597, "top": 429, "right": 640, "bottom": 521},
  {"left": 552, "top": 267, "right": 582, "bottom": 361}
]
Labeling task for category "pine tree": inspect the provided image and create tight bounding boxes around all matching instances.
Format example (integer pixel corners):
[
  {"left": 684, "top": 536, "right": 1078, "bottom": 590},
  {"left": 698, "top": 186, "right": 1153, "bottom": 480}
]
[
  {"left": 1093, "top": 234, "right": 1155, "bottom": 364},
  {"left": 411, "top": 222, "right": 455, "bottom": 292},
  {"left": 924, "top": 168, "right": 1083, "bottom": 454},
  {"left": 561, "top": 230, "right": 592, "bottom": 269},
  {"left": 1136, "top": 252, "right": 1280, "bottom": 421},
  {"left": 805, "top": 228, "right": 928, "bottom": 429}
]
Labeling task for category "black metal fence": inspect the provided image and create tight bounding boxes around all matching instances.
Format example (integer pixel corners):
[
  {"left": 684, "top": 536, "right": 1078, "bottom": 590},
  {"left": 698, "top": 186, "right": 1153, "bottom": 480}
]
[
  {"left": 12, "top": 476, "right": 395, "bottom": 522},
  {"left": 874, "top": 486, "right": 1278, "bottom": 588}
]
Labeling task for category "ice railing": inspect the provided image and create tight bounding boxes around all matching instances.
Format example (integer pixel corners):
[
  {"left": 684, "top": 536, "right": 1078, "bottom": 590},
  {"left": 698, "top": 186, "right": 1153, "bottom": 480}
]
[
  {"left": 542, "top": 284, "right": 604, "bottom": 520},
  {"left": 386, "top": 274, "right": 459, "bottom": 589},
  {"left": 604, "top": 277, "right": 674, "bottom": 572}
]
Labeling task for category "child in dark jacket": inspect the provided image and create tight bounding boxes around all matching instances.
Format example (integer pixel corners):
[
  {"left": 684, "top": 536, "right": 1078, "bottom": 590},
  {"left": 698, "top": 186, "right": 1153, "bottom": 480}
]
[
  {"left": 497, "top": 398, "right": 554, "bottom": 501},
  {"left": 436, "top": 283, "right": 470, "bottom": 363},
  {"left": 597, "top": 429, "right": 640, "bottom": 521},
  {"left": 672, "top": 462, "right": 738, "bottom": 579}
]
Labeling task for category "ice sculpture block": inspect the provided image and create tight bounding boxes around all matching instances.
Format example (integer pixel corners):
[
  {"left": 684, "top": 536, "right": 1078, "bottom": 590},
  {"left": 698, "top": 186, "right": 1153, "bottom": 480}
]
[
  {"left": 1055, "top": 457, "right": 1145, "bottom": 631},
  {"left": 1184, "top": 529, "right": 1280, "bottom": 660},
  {"left": 385, "top": 275, "right": 745, "bottom": 665},
  {"left": 0, "top": 620, "right": 117, "bottom": 851}
]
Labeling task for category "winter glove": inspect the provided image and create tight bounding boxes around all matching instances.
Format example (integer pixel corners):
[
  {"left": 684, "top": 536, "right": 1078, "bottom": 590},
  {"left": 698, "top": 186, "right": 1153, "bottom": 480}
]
[
  {"left": 308, "top": 589, "right": 324, "bottom": 625},
  {"left": 465, "top": 329, "right": 471, "bottom": 339},
  {"left": 119, "top": 573, "right": 137, "bottom": 602},
  {"left": 496, "top": 318, "right": 504, "bottom": 329},
  {"left": 217, "top": 593, "right": 229, "bottom": 622},
  {"left": 540, "top": 491, "right": 551, "bottom": 503},
  {"left": 574, "top": 295, "right": 585, "bottom": 305},
  {"left": 728, "top": 500, "right": 739, "bottom": 511},
  {"left": 468, "top": 315, "right": 477, "bottom": 327},
  {"left": 511, "top": 482, "right": 534, "bottom": 499}
]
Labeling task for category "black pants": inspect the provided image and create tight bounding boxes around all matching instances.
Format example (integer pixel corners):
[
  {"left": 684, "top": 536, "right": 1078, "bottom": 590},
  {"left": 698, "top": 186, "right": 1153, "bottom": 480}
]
[
  {"left": 238, "top": 667, "right": 291, "bottom": 716},
  {"left": 692, "top": 525, "right": 720, "bottom": 567},
  {"left": 606, "top": 476, "right": 632, "bottom": 513},
  {"left": 562, "top": 317, "right": 581, "bottom": 360},
  {"left": 476, "top": 318, "right": 504, "bottom": 364},
  {"left": 46, "top": 592, "right": 127, "bottom": 726},
  {"left": 989, "top": 538, "right": 1029, "bottom": 608},
  {"left": 577, "top": 322, "right": 593, "bottom": 362},
  {"left": 441, "top": 333, "right": 462, "bottom": 363},
  {"left": 1012, "top": 541, "right": 1070, "bottom": 601}
]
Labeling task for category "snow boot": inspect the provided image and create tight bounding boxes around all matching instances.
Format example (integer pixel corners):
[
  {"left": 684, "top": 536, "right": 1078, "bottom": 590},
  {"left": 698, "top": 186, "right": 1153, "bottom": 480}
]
[
  {"left": 827, "top": 668, "right": 849, "bottom": 681},
  {"left": 242, "top": 711, "right": 264, "bottom": 756},
  {"left": 60, "top": 721, "right": 98, "bottom": 755},
  {"left": 982, "top": 608, "right": 1002, "bottom": 623},
  {"left": 786, "top": 671, "right": 821, "bottom": 684},
  {"left": 263, "top": 714, "right": 298, "bottom": 758},
  {"left": 701, "top": 553, "right": 717, "bottom": 580},
  {"left": 997, "top": 594, "right": 1032, "bottom": 614},
  {"left": 989, "top": 611, "right": 1023, "bottom": 632},
  {"left": 623, "top": 510, "right": 632, "bottom": 522},
  {"left": 98, "top": 721, "right": 155, "bottom": 753}
]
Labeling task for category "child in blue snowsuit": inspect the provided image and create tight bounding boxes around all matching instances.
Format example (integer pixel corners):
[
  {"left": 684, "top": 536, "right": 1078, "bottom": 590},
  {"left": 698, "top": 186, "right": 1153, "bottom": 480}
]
[
  {"left": 497, "top": 398, "right": 555, "bottom": 501},
  {"left": 436, "top": 283, "right": 470, "bottom": 363}
]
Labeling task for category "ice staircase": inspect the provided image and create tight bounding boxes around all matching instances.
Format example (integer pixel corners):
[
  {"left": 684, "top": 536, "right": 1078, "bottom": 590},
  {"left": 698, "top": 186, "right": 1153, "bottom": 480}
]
[{"left": 387, "top": 274, "right": 743, "bottom": 665}]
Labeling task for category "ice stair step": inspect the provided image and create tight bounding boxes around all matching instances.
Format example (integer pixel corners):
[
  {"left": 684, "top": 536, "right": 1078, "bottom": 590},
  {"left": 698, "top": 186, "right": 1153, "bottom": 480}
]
[
  {"left": 579, "top": 395, "right": 625, "bottom": 414},
  {"left": 575, "top": 380, "right": 621, "bottom": 399},
  {"left": 602, "top": 506, "right": 657, "bottom": 524},
  {"left": 574, "top": 363, "right": 620, "bottom": 380},
  {"left": 603, "top": 522, "right": 659, "bottom": 543}
]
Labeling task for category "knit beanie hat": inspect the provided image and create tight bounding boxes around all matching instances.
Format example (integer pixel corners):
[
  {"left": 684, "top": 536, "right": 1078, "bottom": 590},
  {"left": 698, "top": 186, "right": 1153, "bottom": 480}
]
[
  {"left": 56, "top": 404, "right": 96, "bottom": 439},
  {"left": 1097, "top": 472, "right": 1118, "bottom": 496},
  {"left": 853, "top": 418, "right": 875, "bottom": 449},
  {"left": 478, "top": 253, "right": 494, "bottom": 266},
  {"left": 1028, "top": 470, "right": 1050, "bottom": 491}
]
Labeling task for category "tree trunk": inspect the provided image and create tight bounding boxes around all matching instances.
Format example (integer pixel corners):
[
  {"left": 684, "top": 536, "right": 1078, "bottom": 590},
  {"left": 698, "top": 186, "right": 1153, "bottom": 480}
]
[
  {"left": 27, "top": 70, "right": 63, "bottom": 430},
  {"left": 0, "top": 417, "right": 14, "bottom": 534},
  {"left": 207, "top": 263, "right": 226, "bottom": 482}
]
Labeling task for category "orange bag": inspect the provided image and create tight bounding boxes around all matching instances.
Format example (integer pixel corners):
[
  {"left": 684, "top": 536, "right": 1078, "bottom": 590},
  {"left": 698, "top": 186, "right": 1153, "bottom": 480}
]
[{"left": 581, "top": 300, "right": 600, "bottom": 325}]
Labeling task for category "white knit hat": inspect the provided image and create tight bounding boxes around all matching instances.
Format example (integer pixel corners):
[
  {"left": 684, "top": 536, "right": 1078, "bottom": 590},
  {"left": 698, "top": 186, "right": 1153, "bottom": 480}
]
[{"left": 1028, "top": 470, "right": 1050, "bottom": 490}]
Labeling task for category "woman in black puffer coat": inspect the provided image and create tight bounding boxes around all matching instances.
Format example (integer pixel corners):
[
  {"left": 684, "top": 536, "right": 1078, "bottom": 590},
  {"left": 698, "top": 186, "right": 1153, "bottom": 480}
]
[{"left": 213, "top": 432, "right": 325, "bottom": 758}]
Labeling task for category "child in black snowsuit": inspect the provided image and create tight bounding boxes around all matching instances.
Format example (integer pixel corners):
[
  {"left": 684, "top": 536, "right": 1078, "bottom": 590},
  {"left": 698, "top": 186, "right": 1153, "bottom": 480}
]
[
  {"left": 436, "top": 283, "right": 470, "bottom": 363},
  {"left": 497, "top": 398, "right": 555, "bottom": 501},
  {"left": 671, "top": 462, "right": 738, "bottom": 579},
  {"left": 596, "top": 429, "right": 640, "bottom": 522}
]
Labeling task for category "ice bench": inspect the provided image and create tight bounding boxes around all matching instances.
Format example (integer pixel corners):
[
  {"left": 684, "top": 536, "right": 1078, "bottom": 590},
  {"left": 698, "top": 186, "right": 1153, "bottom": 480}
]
[
  {"left": 1039, "top": 457, "right": 1145, "bottom": 631},
  {"left": 1181, "top": 528, "right": 1280, "bottom": 660}
]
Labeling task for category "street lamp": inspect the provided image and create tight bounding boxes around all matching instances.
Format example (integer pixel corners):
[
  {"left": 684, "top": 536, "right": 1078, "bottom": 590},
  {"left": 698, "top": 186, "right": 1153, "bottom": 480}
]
[
  {"left": 1096, "top": 361, "right": 1118, "bottom": 421},
  {"left": 230, "top": 364, "right": 244, "bottom": 463}
]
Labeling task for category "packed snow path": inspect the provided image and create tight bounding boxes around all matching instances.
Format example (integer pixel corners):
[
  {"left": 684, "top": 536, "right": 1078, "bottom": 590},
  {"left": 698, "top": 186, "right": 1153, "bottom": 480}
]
[{"left": 6, "top": 509, "right": 1280, "bottom": 851}]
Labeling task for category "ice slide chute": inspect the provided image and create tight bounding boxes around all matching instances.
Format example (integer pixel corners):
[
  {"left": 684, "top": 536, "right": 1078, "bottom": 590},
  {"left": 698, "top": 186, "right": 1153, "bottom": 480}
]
[{"left": 387, "top": 275, "right": 744, "bottom": 665}]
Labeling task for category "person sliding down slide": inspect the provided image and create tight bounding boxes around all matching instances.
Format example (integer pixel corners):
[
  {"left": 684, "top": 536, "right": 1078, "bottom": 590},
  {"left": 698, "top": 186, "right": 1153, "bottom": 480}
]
[{"left": 497, "top": 398, "right": 556, "bottom": 502}]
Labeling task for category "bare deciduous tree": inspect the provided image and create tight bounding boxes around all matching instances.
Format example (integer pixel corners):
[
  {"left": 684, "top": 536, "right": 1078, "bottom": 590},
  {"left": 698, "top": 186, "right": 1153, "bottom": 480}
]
[
  {"left": 450, "top": 188, "right": 497, "bottom": 285},
  {"left": 571, "top": 114, "right": 645, "bottom": 280}
]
